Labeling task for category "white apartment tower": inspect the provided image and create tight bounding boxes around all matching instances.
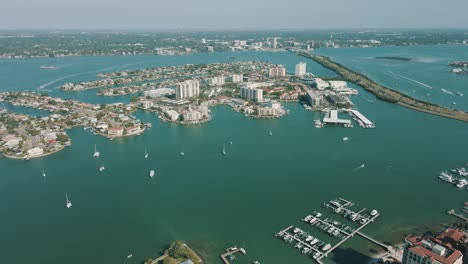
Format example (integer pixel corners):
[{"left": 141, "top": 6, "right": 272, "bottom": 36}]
[
  {"left": 295, "top": 62, "right": 307, "bottom": 76},
  {"left": 240, "top": 86, "right": 263, "bottom": 102},
  {"left": 175, "top": 80, "right": 200, "bottom": 100}
]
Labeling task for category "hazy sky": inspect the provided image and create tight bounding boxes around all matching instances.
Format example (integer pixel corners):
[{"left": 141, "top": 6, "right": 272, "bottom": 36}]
[{"left": 1, "top": 0, "right": 468, "bottom": 30}]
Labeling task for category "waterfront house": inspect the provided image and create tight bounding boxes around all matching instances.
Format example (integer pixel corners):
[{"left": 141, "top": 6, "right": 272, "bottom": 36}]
[
  {"left": 125, "top": 125, "right": 141, "bottom": 135},
  {"left": 107, "top": 127, "right": 124, "bottom": 136},
  {"left": 27, "top": 147, "right": 44, "bottom": 157}
]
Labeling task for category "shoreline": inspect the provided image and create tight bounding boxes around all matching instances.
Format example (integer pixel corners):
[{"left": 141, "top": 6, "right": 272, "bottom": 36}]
[
  {"left": 2, "top": 145, "right": 67, "bottom": 160},
  {"left": 300, "top": 51, "right": 468, "bottom": 122}
]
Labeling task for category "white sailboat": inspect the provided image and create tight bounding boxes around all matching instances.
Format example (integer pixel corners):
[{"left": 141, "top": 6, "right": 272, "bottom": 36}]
[
  {"left": 66, "top": 193, "right": 72, "bottom": 209},
  {"left": 93, "top": 144, "right": 100, "bottom": 158},
  {"left": 229, "top": 138, "right": 233, "bottom": 145},
  {"left": 222, "top": 143, "right": 226, "bottom": 156},
  {"left": 144, "top": 148, "right": 149, "bottom": 159},
  {"left": 180, "top": 149, "right": 185, "bottom": 156},
  {"left": 42, "top": 169, "right": 46, "bottom": 177},
  {"left": 269, "top": 129, "right": 273, "bottom": 136},
  {"left": 149, "top": 170, "right": 155, "bottom": 178}
]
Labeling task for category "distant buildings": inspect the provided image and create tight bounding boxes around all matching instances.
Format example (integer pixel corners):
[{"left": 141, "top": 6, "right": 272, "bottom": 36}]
[
  {"left": 140, "top": 100, "right": 154, "bottom": 109},
  {"left": 108, "top": 127, "right": 124, "bottom": 136},
  {"left": 328, "top": 81, "right": 347, "bottom": 89},
  {"left": 402, "top": 232, "right": 464, "bottom": 264},
  {"left": 164, "top": 109, "right": 180, "bottom": 121},
  {"left": 295, "top": 62, "right": 307, "bottom": 76},
  {"left": 272, "top": 37, "right": 277, "bottom": 49},
  {"left": 231, "top": 74, "right": 243, "bottom": 83},
  {"left": 257, "top": 100, "right": 283, "bottom": 117},
  {"left": 211, "top": 76, "right": 225, "bottom": 86},
  {"left": 305, "top": 89, "right": 323, "bottom": 107},
  {"left": 268, "top": 65, "right": 286, "bottom": 78},
  {"left": 175, "top": 80, "right": 200, "bottom": 100},
  {"left": 207, "top": 46, "right": 214, "bottom": 52},
  {"left": 27, "top": 147, "right": 44, "bottom": 157}
]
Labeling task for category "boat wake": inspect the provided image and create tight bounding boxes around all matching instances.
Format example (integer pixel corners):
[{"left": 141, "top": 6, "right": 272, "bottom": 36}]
[
  {"left": 441, "top": 89, "right": 455, "bottom": 96},
  {"left": 388, "top": 71, "right": 433, "bottom": 89},
  {"left": 37, "top": 66, "right": 116, "bottom": 91},
  {"left": 354, "top": 164, "right": 366, "bottom": 171}
]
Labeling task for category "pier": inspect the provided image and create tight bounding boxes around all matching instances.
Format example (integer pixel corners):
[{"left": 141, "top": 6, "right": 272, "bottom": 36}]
[
  {"left": 220, "top": 245, "right": 246, "bottom": 264},
  {"left": 323, "top": 109, "right": 352, "bottom": 126},
  {"left": 447, "top": 210, "right": 468, "bottom": 223},
  {"left": 349, "top": 110, "right": 375, "bottom": 128}
]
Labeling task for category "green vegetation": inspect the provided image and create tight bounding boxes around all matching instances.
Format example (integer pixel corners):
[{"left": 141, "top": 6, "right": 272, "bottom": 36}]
[{"left": 145, "top": 241, "right": 202, "bottom": 264}]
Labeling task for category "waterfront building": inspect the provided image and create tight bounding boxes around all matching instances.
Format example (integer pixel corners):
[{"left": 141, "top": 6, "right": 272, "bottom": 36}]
[
  {"left": 231, "top": 74, "right": 243, "bottom": 83},
  {"left": 211, "top": 76, "right": 225, "bottom": 86},
  {"left": 305, "top": 89, "right": 323, "bottom": 107},
  {"left": 239, "top": 83, "right": 273, "bottom": 102},
  {"left": 268, "top": 65, "right": 286, "bottom": 78},
  {"left": 295, "top": 62, "right": 307, "bottom": 76},
  {"left": 329, "top": 80, "right": 347, "bottom": 89},
  {"left": 108, "top": 127, "right": 124, "bottom": 136},
  {"left": 125, "top": 125, "right": 141, "bottom": 135},
  {"left": 312, "top": 78, "right": 330, "bottom": 90},
  {"left": 141, "top": 101, "right": 153, "bottom": 109},
  {"left": 272, "top": 37, "right": 277, "bottom": 48},
  {"left": 175, "top": 80, "right": 200, "bottom": 100},
  {"left": 257, "top": 107, "right": 276, "bottom": 116},
  {"left": 201, "top": 38, "right": 206, "bottom": 44},
  {"left": 143, "top": 88, "right": 174, "bottom": 98},
  {"left": 207, "top": 46, "right": 214, "bottom": 52},
  {"left": 27, "top": 147, "right": 44, "bottom": 157},
  {"left": 240, "top": 86, "right": 263, "bottom": 102},
  {"left": 164, "top": 109, "right": 180, "bottom": 121},
  {"left": 402, "top": 234, "right": 463, "bottom": 264}
]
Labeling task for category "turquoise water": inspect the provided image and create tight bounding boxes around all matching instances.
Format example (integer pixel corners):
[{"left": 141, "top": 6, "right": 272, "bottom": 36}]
[{"left": 0, "top": 47, "right": 467, "bottom": 264}]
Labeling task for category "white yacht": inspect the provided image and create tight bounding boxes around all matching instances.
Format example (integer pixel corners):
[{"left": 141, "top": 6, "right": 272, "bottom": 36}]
[
  {"left": 322, "top": 244, "right": 331, "bottom": 252},
  {"left": 144, "top": 148, "right": 149, "bottom": 159},
  {"left": 42, "top": 169, "right": 46, "bottom": 177},
  {"left": 456, "top": 179, "right": 467, "bottom": 188},
  {"left": 66, "top": 193, "right": 72, "bottom": 209},
  {"left": 370, "top": 209, "right": 378, "bottom": 216},
  {"left": 269, "top": 129, "right": 273, "bottom": 136},
  {"left": 149, "top": 170, "right": 155, "bottom": 178},
  {"left": 99, "top": 166, "right": 105, "bottom": 172},
  {"left": 342, "top": 137, "right": 349, "bottom": 142},
  {"left": 180, "top": 151, "right": 185, "bottom": 156},
  {"left": 306, "top": 235, "right": 314, "bottom": 242},
  {"left": 310, "top": 238, "right": 319, "bottom": 245},
  {"left": 439, "top": 171, "right": 453, "bottom": 183},
  {"left": 93, "top": 144, "right": 100, "bottom": 158}
]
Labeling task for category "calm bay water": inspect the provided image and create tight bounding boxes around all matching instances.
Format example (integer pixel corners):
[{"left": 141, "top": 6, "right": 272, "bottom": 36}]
[{"left": 0, "top": 48, "right": 467, "bottom": 264}]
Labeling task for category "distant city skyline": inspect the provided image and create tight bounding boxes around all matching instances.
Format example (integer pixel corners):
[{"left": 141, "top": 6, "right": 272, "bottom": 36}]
[{"left": 1, "top": 0, "right": 468, "bottom": 30}]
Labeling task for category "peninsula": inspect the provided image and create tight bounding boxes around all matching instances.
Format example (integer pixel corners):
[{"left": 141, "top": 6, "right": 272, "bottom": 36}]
[{"left": 300, "top": 51, "right": 468, "bottom": 122}]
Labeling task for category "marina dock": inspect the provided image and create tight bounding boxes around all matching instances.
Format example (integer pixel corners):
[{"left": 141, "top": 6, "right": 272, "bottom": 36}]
[
  {"left": 447, "top": 210, "right": 468, "bottom": 223},
  {"left": 349, "top": 110, "right": 375, "bottom": 128},
  {"left": 275, "top": 197, "right": 389, "bottom": 264},
  {"left": 220, "top": 245, "right": 246, "bottom": 264}
]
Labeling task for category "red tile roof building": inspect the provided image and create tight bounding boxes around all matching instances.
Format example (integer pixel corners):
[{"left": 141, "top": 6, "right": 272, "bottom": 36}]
[{"left": 402, "top": 234, "right": 464, "bottom": 264}]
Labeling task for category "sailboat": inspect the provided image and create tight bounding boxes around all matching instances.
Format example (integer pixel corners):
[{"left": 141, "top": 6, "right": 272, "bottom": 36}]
[
  {"left": 42, "top": 169, "right": 46, "bottom": 177},
  {"left": 180, "top": 149, "right": 185, "bottom": 156},
  {"left": 222, "top": 143, "right": 226, "bottom": 156},
  {"left": 229, "top": 139, "right": 233, "bottom": 145},
  {"left": 269, "top": 129, "right": 273, "bottom": 136},
  {"left": 144, "top": 148, "right": 149, "bottom": 159},
  {"left": 66, "top": 193, "right": 72, "bottom": 209},
  {"left": 93, "top": 144, "right": 100, "bottom": 158},
  {"left": 149, "top": 170, "right": 155, "bottom": 178}
]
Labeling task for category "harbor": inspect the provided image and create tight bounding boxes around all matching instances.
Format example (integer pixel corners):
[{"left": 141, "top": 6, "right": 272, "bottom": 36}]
[{"left": 275, "top": 197, "right": 390, "bottom": 264}]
